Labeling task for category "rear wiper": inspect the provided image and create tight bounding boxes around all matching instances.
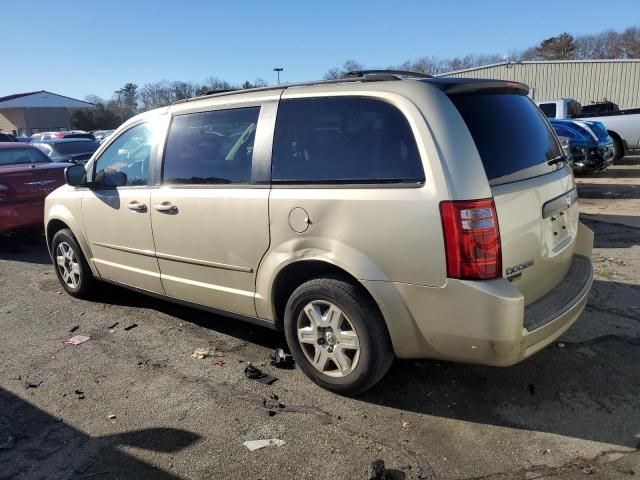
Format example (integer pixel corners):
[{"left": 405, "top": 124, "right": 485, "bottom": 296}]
[{"left": 547, "top": 155, "right": 566, "bottom": 167}]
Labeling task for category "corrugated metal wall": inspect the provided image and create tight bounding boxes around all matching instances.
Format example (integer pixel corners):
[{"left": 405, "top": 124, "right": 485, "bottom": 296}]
[{"left": 440, "top": 61, "right": 640, "bottom": 109}]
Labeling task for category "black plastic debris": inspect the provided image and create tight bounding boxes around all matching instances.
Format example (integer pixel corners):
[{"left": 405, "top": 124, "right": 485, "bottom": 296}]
[
  {"left": 368, "top": 459, "right": 387, "bottom": 480},
  {"left": 270, "top": 348, "right": 295, "bottom": 369},
  {"left": 108, "top": 322, "right": 119, "bottom": 329},
  {"left": 69, "top": 325, "right": 80, "bottom": 333},
  {"left": 244, "top": 364, "right": 277, "bottom": 385},
  {"left": 74, "top": 389, "right": 85, "bottom": 400},
  {"left": 263, "top": 393, "right": 285, "bottom": 410},
  {"left": 124, "top": 323, "right": 138, "bottom": 331}
]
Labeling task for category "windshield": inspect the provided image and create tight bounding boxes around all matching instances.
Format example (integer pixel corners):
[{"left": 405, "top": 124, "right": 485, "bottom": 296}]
[
  {"left": 52, "top": 141, "right": 100, "bottom": 155},
  {"left": 0, "top": 147, "right": 51, "bottom": 166},
  {"left": 450, "top": 93, "right": 562, "bottom": 183}
]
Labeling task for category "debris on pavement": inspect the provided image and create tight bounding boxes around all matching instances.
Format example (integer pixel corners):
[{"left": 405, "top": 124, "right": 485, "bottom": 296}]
[
  {"left": 402, "top": 420, "right": 412, "bottom": 429},
  {"left": 212, "top": 358, "right": 226, "bottom": 366},
  {"left": 263, "top": 393, "right": 285, "bottom": 410},
  {"left": 270, "top": 348, "right": 295, "bottom": 369},
  {"left": 24, "top": 378, "right": 43, "bottom": 389},
  {"left": 75, "top": 389, "right": 85, "bottom": 400},
  {"left": 107, "top": 414, "right": 116, "bottom": 420},
  {"left": 65, "top": 335, "right": 90, "bottom": 345},
  {"left": 191, "top": 348, "right": 213, "bottom": 359},
  {"left": 242, "top": 439, "right": 285, "bottom": 451},
  {"left": 244, "top": 364, "right": 277, "bottom": 385},
  {"left": 368, "top": 459, "right": 387, "bottom": 480},
  {"left": 69, "top": 325, "right": 80, "bottom": 333},
  {"left": 108, "top": 322, "right": 119, "bottom": 329},
  {"left": 123, "top": 323, "right": 138, "bottom": 331}
]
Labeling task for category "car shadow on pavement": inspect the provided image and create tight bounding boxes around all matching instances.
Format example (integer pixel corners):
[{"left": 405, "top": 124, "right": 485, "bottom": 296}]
[
  {"left": 577, "top": 183, "right": 640, "bottom": 200},
  {"left": 0, "top": 232, "right": 51, "bottom": 265},
  {"left": 581, "top": 217, "right": 639, "bottom": 248},
  {"left": 361, "top": 278, "right": 640, "bottom": 449},
  {"left": 91, "top": 281, "right": 286, "bottom": 351},
  {"left": 0, "top": 387, "right": 200, "bottom": 479}
]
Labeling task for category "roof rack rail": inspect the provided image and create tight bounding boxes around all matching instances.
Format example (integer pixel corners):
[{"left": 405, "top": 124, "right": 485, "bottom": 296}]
[
  {"left": 172, "top": 70, "right": 431, "bottom": 105},
  {"left": 343, "top": 69, "right": 434, "bottom": 79}
]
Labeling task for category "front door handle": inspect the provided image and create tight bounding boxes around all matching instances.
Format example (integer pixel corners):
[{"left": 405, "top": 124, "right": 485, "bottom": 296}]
[
  {"left": 127, "top": 201, "right": 147, "bottom": 212},
  {"left": 153, "top": 202, "right": 178, "bottom": 214}
]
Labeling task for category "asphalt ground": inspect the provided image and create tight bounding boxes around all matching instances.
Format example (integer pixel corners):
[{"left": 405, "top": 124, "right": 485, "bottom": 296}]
[{"left": 0, "top": 160, "right": 639, "bottom": 480}]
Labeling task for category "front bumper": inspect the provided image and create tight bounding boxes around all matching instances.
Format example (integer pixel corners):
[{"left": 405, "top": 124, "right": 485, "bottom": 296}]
[
  {"left": 0, "top": 201, "right": 45, "bottom": 234},
  {"left": 366, "top": 223, "right": 594, "bottom": 365},
  {"left": 571, "top": 143, "right": 615, "bottom": 172}
]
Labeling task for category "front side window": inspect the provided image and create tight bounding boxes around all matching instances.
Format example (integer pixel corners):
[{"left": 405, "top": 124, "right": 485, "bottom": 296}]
[
  {"left": 271, "top": 97, "right": 424, "bottom": 184},
  {"left": 93, "top": 122, "right": 160, "bottom": 187},
  {"left": 163, "top": 107, "right": 260, "bottom": 185}
]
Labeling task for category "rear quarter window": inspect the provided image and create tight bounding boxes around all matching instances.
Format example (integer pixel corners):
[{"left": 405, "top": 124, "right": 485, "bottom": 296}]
[
  {"left": 271, "top": 97, "right": 424, "bottom": 184},
  {"left": 450, "top": 94, "right": 562, "bottom": 183}
]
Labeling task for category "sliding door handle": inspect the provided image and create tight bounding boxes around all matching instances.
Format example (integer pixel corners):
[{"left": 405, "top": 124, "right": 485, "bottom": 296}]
[{"left": 153, "top": 202, "right": 178, "bottom": 214}]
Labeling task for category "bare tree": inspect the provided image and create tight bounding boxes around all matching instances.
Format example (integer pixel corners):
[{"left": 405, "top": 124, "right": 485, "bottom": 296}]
[{"left": 323, "top": 60, "right": 364, "bottom": 79}]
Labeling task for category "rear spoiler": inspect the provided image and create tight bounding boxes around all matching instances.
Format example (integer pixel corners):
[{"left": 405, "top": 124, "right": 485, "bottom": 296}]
[{"left": 423, "top": 79, "right": 529, "bottom": 96}]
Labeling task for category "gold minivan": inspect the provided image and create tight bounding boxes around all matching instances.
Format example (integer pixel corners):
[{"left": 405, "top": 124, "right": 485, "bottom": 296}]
[{"left": 45, "top": 71, "right": 593, "bottom": 394}]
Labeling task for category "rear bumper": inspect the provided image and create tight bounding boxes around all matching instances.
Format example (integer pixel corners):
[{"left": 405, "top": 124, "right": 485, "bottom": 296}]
[
  {"left": 0, "top": 201, "right": 45, "bottom": 234},
  {"left": 366, "top": 223, "right": 594, "bottom": 365}
]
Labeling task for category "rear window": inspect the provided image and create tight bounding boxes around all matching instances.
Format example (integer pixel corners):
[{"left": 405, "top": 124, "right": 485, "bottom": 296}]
[
  {"left": 0, "top": 147, "right": 50, "bottom": 166},
  {"left": 538, "top": 103, "right": 556, "bottom": 118},
  {"left": 450, "top": 94, "right": 562, "bottom": 182},
  {"left": 272, "top": 97, "right": 424, "bottom": 184},
  {"left": 53, "top": 141, "right": 100, "bottom": 155}
]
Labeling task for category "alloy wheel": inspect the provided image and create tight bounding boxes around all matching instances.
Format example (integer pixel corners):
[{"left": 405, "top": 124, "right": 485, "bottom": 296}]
[
  {"left": 56, "top": 242, "right": 80, "bottom": 289},
  {"left": 296, "top": 300, "right": 360, "bottom": 377}
]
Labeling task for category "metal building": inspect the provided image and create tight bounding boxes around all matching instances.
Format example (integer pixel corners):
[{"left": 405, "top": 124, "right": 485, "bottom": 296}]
[
  {"left": 438, "top": 59, "right": 640, "bottom": 108},
  {"left": 0, "top": 90, "right": 94, "bottom": 136}
]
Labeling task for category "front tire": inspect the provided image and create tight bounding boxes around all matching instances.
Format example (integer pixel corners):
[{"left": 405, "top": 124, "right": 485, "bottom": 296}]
[
  {"left": 284, "top": 277, "right": 394, "bottom": 395},
  {"left": 51, "top": 229, "right": 95, "bottom": 299},
  {"left": 610, "top": 133, "right": 624, "bottom": 161}
]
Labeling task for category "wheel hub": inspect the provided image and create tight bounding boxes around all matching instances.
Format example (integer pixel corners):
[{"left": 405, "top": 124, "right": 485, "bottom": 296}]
[{"left": 324, "top": 330, "right": 336, "bottom": 346}]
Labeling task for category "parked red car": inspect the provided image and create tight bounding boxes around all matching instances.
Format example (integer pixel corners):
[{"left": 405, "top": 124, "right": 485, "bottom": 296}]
[{"left": 0, "top": 143, "right": 71, "bottom": 234}]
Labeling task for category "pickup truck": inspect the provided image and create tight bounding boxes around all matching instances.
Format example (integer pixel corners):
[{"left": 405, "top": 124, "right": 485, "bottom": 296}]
[{"left": 537, "top": 98, "right": 640, "bottom": 160}]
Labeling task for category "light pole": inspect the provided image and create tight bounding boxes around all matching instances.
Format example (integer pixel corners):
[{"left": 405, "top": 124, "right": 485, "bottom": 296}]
[
  {"left": 114, "top": 89, "right": 123, "bottom": 123},
  {"left": 273, "top": 67, "right": 283, "bottom": 85}
]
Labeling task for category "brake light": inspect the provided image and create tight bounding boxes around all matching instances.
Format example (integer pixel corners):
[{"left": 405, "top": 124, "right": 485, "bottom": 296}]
[{"left": 439, "top": 198, "right": 502, "bottom": 280}]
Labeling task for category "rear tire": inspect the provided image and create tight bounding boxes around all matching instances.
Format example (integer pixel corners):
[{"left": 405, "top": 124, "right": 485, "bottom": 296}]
[
  {"left": 284, "top": 276, "right": 394, "bottom": 395},
  {"left": 51, "top": 229, "right": 95, "bottom": 299}
]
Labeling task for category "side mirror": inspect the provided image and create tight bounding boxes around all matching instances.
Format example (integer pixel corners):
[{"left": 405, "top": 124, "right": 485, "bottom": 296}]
[{"left": 64, "top": 164, "right": 87, "bottom": 187}]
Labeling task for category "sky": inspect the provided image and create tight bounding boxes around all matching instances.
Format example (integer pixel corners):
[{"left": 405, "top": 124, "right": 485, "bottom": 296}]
[{"left": 1, "top": 0, "right": 638, "bottom": 100}]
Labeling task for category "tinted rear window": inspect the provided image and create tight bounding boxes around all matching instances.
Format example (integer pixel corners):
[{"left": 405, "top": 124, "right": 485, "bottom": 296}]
[
  {"left": 272, "top": 97, "right": 424, "bottom": 184},
  {"left": 450, "top": 94, "right": 561, "bottom": 181},
  {"left": 54, "top": 141, "right": 100, "bottom": 155},
  {"left": 538, "top": 103, "right": 556, "bottom": 118},
  {"left": 0, "top": 147, "right": 50, "bottom": 166}
]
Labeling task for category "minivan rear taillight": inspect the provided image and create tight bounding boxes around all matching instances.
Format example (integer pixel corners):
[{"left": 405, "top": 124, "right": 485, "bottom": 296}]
[{"left": 439, "top": 198, "right": 502, "bottom": 280}]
